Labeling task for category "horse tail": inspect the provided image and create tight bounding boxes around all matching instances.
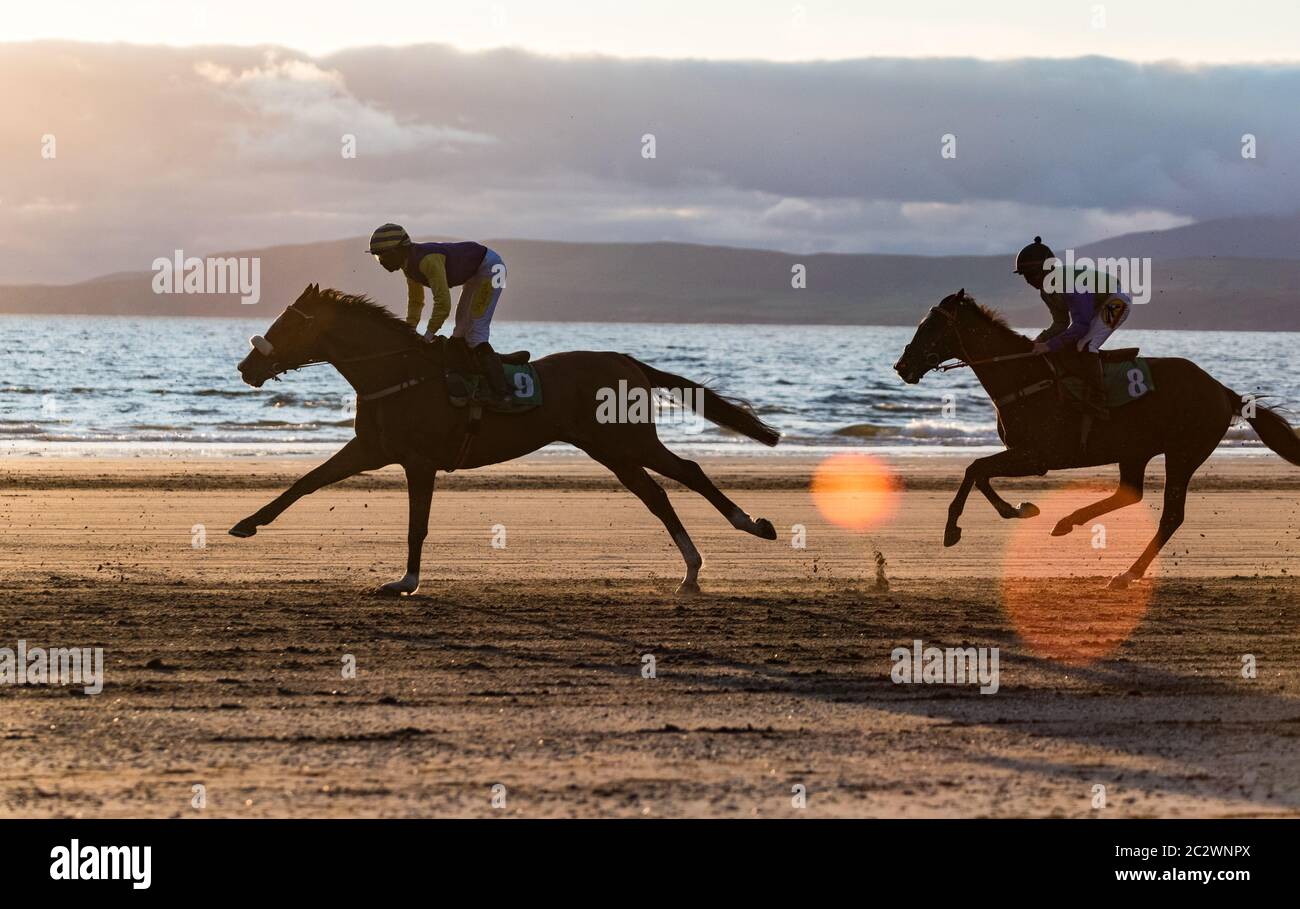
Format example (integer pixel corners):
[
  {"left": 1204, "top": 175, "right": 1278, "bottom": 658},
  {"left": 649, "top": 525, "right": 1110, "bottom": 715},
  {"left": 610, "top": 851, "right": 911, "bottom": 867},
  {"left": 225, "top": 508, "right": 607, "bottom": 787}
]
[
  {"left": 625, "top": 356, "right": 781, "bottom": 447},
  {"left": 1224, "top": 385, "right": 1300, "bottom": 467}
]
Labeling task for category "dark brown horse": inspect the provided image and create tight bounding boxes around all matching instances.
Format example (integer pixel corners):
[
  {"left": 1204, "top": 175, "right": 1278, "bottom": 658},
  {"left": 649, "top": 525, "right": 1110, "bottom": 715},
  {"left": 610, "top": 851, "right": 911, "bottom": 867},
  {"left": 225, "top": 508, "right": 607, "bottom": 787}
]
[
  {"left": 230, "top": 285, "right": 779, "bottom": 595},
  {"left": 893, "top": 290, "right": 1300, "bottom": 588}
]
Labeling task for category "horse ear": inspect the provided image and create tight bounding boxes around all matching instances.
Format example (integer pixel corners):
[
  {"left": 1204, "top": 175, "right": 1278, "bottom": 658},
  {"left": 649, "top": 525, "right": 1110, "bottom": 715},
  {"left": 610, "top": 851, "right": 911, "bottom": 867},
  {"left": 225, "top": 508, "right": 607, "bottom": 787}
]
[{"left": 956, "top": 288, "right": 967, "bottom": 301}]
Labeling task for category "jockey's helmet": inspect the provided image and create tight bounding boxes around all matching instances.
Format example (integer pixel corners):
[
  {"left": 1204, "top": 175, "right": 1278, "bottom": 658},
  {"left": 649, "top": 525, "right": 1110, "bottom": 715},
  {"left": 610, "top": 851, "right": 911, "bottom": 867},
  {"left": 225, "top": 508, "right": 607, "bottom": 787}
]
[
  {"left": 1013, "top": 236, "right": 1054, "bottom": 275},
  {"left": 368, "top": 223, "right": 411, "bottom": 254}
]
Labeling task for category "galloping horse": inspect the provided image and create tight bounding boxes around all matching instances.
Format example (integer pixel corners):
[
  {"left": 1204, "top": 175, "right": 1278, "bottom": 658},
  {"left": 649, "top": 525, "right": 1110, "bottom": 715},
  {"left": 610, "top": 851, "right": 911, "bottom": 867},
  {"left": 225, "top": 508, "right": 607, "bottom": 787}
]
[
  {"left": 230, "top": 284, "right": 779, "bottom": 595},
  {"left": 893, "top": 290, "right": 1300, "bottom": 588}
]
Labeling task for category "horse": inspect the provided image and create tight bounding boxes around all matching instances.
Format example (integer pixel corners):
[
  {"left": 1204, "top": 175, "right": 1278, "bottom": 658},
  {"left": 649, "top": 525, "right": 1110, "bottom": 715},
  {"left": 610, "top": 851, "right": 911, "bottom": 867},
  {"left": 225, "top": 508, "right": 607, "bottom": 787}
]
[
  {"left": 892, "top": 289, "right": 1300, "bottom": 588},
  {"left": 229, "top": 284, "right": 780, "bottom": 595}
]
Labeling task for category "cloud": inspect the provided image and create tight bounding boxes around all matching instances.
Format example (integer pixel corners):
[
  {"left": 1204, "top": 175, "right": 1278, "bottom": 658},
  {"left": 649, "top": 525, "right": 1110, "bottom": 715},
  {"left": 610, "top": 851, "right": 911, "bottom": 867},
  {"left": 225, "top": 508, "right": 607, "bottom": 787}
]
[
  {"left": 194, "top": 54, "right": 494, "bottom": 161},
  {"left": 0, "top": 42, "right": 1296, "bottom": 282}
]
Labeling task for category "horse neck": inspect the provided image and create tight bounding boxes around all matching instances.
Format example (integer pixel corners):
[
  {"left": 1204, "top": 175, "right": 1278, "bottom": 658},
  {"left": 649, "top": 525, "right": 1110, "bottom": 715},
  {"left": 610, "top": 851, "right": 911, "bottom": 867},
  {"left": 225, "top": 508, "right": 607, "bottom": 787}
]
[
  {"left": 322, "top": 311, "right": 426, "bottom": 393},
  {"left": 955, "top": 315, "right": 1036, "bottom": 398}
]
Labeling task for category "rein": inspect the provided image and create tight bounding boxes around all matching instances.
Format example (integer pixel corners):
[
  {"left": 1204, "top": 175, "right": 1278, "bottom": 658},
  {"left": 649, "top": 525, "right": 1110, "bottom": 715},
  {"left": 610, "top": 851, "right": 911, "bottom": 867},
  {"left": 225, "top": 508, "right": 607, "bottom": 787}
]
[
  {"left": 260, "top": 303, "right": 432, "bottom": 394},
  {"left": 935, "top": 351, "right": 1042, "bottom": 372},
  {"left": 926, "top": 304, "right": 1042, "bottom": 373},
  {"left": 925, "top": 303, "right": 1056, "bottom": 408}
]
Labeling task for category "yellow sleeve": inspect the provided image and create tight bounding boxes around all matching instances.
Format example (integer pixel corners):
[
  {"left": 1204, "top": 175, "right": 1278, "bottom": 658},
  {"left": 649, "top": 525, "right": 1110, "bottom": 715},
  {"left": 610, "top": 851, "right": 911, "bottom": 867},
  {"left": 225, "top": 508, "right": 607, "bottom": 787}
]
[
  {"left": 405, "top": 277, "right": 425, "bottom": 328},
  {"left": 418, "top": 253, "right": 453, "bottom": 334}
]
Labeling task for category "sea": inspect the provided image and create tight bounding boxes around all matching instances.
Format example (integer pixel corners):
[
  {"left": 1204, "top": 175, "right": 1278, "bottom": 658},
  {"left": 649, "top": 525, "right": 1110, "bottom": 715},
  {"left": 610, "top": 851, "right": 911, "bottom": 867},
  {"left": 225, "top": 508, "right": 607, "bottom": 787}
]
[{"left": 1, "top": 315, "right": 1295, "bottom": 457}]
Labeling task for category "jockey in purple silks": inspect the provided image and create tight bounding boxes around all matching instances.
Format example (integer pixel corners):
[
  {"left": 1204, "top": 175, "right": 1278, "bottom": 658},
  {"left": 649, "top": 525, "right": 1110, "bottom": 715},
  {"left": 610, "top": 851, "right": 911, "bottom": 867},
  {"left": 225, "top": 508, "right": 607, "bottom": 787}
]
[{"left": 1014, "top": 236, "right": 1132, "bottom": 415}]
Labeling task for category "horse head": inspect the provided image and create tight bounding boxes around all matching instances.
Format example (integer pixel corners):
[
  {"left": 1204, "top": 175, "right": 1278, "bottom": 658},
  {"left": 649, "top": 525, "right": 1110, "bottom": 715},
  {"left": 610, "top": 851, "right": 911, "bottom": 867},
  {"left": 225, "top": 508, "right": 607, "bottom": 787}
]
[
  {"left": 237, "top": 283, "right": 338, "bottom": 387},
  {"left": 893, "top": 288, "right": 974, "bottom": 384}
]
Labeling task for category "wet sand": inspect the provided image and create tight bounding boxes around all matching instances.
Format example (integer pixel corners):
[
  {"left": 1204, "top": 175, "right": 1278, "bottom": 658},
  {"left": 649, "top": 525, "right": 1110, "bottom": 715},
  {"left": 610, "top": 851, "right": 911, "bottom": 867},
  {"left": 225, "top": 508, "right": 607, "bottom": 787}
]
[{"left": 0, "top": 451, "right": 1297, "bottom": 817}]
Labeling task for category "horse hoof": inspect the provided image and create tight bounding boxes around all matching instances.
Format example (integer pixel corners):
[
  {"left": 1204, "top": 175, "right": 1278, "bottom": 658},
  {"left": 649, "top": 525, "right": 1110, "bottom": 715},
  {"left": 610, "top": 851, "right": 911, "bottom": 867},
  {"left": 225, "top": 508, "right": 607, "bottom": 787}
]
[
  {"left": 1017, "top": 502, "right": 1040, "bottom": 518},
  {"left": 1107, "top": 572, "right": 1137, "bottom": 591},
  {"left": 376, "top": 578, "right": 419, "bottom": 597},
  {"left": 1050, "top": 518, "right": 1073, "bottom": 537},
  {"left": 676, "top": 580, "right": 701, "bottom": 597},
  {"left": 754, "top": 517, "right": 777, "bottom": 540},
  {"left": 943, "top": 526, "right": 962, "bottom": 547},
  {"left": 228, "top": 522, "right": 257, "bottom": 538}
]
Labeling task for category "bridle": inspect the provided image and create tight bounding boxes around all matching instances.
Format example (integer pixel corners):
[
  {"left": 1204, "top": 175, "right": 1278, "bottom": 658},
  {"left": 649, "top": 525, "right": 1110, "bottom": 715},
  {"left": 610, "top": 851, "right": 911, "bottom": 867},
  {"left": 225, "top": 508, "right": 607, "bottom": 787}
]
[
  {"left": 249, "top": 303, "right": 424, "bottom": 384},
  {"left": 919, "top": 302, "right": 1058, "bottom": 410},
  {"left": 922, "top": 304, "right": 1042, "bottom": 373}
]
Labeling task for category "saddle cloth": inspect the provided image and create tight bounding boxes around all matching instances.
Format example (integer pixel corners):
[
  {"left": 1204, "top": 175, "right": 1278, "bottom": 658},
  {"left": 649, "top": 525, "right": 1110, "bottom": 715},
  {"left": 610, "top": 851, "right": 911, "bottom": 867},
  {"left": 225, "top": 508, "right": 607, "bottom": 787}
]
[
  {"left": 446, "top": 362, "right": 543, "bottom": 413},
  {"left": 1060, "top": 355, "right": 1155, "bottom": 409}
]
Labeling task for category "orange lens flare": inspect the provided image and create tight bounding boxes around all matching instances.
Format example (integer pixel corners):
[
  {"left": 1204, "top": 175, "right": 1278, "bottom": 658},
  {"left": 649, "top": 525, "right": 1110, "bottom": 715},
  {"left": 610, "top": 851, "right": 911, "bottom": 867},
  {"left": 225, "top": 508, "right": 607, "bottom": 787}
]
[
  {"left": 999, "top": 480, "right": 1159, "bottom": 665},
  {"left": 810, "top": 453, "right": 900, "bottom": 532}
]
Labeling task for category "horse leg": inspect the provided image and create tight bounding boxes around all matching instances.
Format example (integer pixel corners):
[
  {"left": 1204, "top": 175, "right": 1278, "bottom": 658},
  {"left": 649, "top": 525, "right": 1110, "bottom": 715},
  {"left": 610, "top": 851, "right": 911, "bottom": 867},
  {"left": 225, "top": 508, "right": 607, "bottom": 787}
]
[
  {"left": 946, "top": 447, "right": 1044, "bottom": 547},
  {"left": 585, "top": 451, "right": 704, "bottom": 595},
  {"left": 377, "top": 466, "right": 436, "bottom": 597},
  {"left": 975, "top": 476, "right": 1041, "bottom": 520},
  {"left": 1110, "top": 453, "right": 1203, "bottom": 589},
  {"left": 1052, "top": 456, "right": 1149, "bottom": 537},
  {"left": 229, "top": 437, "right": 386, "bottom": 537},
  {"left": 637, "top": 441, "right": 777, "bottom": 540}
]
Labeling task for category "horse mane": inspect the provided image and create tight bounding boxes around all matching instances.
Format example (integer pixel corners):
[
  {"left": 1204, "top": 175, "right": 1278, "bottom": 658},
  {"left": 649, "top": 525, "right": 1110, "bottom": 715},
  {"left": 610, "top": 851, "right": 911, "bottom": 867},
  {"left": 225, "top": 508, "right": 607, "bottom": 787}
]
[
  {"left": 317, "top": 287, "right": 420, "bottom": 337},
  {"left": 974, "top": 302, "right": 1010, "bottom": 329},
  {"left": 953, "top": 293, "right": 1028, "bottom": 344}
]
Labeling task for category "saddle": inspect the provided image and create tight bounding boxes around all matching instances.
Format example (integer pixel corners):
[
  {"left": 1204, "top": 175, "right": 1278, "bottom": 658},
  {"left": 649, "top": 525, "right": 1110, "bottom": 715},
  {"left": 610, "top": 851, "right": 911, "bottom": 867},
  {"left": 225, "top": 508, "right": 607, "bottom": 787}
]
[
  {"left": 445, "top": 362, "right": 543, "bottom": 413},
  {"left": 438, "top": 344, "right": 543, "bottom": 472},
  {"left": 1053, "top": 351, "right": 1155, "bottom": 453},
  {"left": 420, "top": 337, "right": 540, "bottom": 412},
  {"left": 1055, "top": 353, "right": 1153, "bottom": 410}
]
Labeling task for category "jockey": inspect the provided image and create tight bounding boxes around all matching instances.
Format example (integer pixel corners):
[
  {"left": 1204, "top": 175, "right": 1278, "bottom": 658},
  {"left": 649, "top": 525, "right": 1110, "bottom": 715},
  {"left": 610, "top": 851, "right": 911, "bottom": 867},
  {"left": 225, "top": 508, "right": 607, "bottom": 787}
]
[
  {"left": 1014, "top": 236, "right": 1132, "bottom": 415},
  {"left": 368, "top": 223, "right": 513, "bottom": 406}
]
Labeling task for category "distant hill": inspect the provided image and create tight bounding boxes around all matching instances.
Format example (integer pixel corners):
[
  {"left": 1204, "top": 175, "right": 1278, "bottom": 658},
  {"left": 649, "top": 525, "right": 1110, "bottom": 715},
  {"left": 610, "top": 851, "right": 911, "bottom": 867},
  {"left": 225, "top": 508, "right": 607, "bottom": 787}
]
[
  {"left": 2, "top": 225, "right": 1298, "bottom": 330},
  {"left": 1078, "top": 212, "right": 1300, "bottom": 261}
]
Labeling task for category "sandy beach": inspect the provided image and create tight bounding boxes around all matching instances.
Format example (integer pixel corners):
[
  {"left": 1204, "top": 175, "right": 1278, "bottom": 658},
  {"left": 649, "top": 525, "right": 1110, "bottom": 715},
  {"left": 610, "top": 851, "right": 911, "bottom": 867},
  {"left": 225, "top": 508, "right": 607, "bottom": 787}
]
[{"left": 1, "top": 451, "right": 1297, "bottom": 817}]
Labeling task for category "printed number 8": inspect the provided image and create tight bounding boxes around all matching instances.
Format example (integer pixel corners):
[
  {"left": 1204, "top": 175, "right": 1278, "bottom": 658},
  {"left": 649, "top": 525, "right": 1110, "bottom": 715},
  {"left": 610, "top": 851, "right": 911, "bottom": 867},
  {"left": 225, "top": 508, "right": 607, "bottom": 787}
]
[{"left": 1127, "top": 368, "right": 1147, "bottom": 398}]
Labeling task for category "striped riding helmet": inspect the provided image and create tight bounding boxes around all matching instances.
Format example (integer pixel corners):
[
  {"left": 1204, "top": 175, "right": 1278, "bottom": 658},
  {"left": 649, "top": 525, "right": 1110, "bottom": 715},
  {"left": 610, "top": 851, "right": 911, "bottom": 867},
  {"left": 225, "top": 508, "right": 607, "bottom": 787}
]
[{"left": 368, "top": 223, "right": 411, "bottom": 254}]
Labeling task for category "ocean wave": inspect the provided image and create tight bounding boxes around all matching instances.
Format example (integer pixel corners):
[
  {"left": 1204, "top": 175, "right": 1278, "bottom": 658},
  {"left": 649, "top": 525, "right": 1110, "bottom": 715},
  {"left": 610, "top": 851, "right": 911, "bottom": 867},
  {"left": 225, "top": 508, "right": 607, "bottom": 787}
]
[
  {"left": 154, "top": 388, "right": 254, "bottom": 398},
  {"left": 0, "top": 386, "right": 102, "bottom": 395},
  {"left": 872, "top": 401, "right": 943, "bottom": 413},
  {"left": 0, "top": 422, "right": 50, "bottom": 435},
  {"left": 265, "top": 391, "right": 346, "bottom": 408},
  {"left": 214, "top": 419, "right": 335, "bottom": 431},
  {"left": 833, "top": 423, "right": 891, "bottom": 438},
  {"left": 900, "top": 418, "right": 998, "bottom": 441}
]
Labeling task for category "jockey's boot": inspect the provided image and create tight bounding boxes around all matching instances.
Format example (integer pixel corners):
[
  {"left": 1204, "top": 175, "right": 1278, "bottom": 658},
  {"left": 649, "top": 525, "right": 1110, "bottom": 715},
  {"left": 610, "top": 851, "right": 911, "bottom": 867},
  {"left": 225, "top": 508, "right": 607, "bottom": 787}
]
[
  {"left": 447, "top": 336, "right": 474, "bottom": 373},
  {"left": 1063, "top": 349, "right": 1108, "bottom": 419},
  {"left": 472, "top": 341, "right": 515, "bottom": 407}
]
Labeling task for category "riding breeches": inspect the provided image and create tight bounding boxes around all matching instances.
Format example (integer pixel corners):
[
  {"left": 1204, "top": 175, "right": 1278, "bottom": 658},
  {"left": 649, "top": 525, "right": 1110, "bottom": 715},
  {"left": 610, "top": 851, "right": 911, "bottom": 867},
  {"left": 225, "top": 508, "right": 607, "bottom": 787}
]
[
  {"left": 451, "top": 248, "right": 505, "bottom": 347},
  {"left": 1074, "top": 294, "right": 1131, "bottom": 352}
]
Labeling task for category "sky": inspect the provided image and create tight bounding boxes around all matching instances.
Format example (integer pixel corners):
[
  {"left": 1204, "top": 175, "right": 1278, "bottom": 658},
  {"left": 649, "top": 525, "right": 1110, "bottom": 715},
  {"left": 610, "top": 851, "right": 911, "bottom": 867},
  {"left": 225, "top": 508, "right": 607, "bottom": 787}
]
[
  {"left": 2, "top": 2, "right": 1298, "bottom": 282},
  {"left": 6, "top": 0, "right": 1300, "bottom": 63}
]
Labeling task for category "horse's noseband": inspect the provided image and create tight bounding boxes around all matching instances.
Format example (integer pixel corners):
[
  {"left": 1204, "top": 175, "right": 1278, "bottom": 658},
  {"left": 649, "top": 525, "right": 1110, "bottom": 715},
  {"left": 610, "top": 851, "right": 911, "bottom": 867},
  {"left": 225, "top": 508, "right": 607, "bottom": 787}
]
[{"left": 249, "top": 303, "right": 318, "bottom": 359}]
